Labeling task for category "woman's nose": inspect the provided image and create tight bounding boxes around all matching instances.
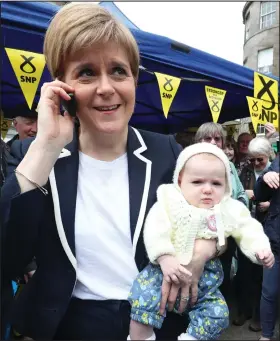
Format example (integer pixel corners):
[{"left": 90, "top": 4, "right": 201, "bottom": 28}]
[{"left": 96, "top": 75, "right": 115, "bottom": 96}]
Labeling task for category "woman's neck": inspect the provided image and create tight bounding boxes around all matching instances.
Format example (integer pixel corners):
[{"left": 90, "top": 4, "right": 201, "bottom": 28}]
[{"left": 78, "top": 126, "right": 128, "bottom": 161}]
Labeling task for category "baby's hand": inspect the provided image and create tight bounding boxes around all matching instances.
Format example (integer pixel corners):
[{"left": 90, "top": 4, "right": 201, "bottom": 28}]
[
  {"left": 157, "top": 255, "right": 192, "bottom": 285},
  {"left": 256, "top": 249, "right": 275, "bottom": 268}
]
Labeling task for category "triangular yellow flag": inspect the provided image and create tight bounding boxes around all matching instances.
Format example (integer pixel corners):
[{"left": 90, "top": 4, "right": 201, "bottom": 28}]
[
  {"left": 1, "top": 112, "right": 12, "bottom": 139},
  {"left": 246, "top": 96, "right": 263, "bottom": 133},
  {"left": 205, "top": 86, "right": 227, "bottom": 123},
  {"left": 254, "top": 72, "right": 278, "bottom": 107},
  {"left": 254, "top": 72, "right": 279, "bottom": 129},
  {"left": 155, "top": 72, "right": 181, "bottom": 118},
  {"left": 5, "top": 48, "right": 46, "bottom": 109}
]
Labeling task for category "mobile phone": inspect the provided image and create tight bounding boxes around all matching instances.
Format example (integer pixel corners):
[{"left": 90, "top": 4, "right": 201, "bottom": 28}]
[{"left": 61, "top": 93, "right": 77, "bottom": 117}]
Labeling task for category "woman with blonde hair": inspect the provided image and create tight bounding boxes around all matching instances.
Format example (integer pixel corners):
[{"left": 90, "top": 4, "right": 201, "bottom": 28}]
[{"left": 1, "top": 3, "right": 220, "bottom": 340}]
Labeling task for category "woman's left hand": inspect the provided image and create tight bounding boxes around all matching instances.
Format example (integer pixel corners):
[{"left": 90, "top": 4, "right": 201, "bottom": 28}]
[
  {"left": 184, "top": 239, "right": 218, "bottom": 305},
  {"left": 159, "top": 239, "right": 217, "bottom": 314},
  {"left": 258, "top": 201, "right": 270, "bottom": 212}
]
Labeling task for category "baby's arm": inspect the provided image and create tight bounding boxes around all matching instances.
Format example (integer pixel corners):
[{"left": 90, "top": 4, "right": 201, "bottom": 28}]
[
  {"left": 228, "top": 200, "right": 274, "bottom": 267},
  {"left": 143, "top": 201, "right": 176, "bottom": 263},
  {"left": 143, "top": 202, "right": 192, "bottom": 283}
]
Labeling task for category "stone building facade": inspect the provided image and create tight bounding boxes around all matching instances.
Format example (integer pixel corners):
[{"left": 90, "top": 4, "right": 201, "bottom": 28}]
[
  {"left": 243, "top": 1, "right": 279, "bottom": 76},
  {"left": 240, "top": 1, "right": 279, "bottom": 136}
]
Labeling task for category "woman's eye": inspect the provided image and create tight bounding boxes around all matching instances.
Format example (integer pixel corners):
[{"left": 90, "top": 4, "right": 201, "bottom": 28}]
[
  {"left": 78, "top": 68, "right": 94, "bottom": 77},
  {"left": 112, "top": 66, "right": 127, "bottom": 76}
]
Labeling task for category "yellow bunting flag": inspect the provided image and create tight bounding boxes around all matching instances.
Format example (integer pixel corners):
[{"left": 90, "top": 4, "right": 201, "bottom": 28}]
[
  {"left": 1, "top": 112, "right": 12, "bottom": 139},
  {"left": 254, "top": 72, "right": 279, "bottom": 129},
  {"left": 5, "top": 48, "right": 46, "bottom": 109},
  {"left": 246, "top": 96, "right": 263, "bottom": 133},
  {"left": 155, "top": 72, "right": 181, "bottom": 118},
  {"left": 205, "top": 86, "right": 227, "bottom": 123}
]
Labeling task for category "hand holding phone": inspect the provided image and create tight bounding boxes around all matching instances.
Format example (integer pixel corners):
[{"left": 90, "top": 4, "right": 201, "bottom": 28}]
[{"left": 61, "top": 93, "right": 77, "bottom": 117}]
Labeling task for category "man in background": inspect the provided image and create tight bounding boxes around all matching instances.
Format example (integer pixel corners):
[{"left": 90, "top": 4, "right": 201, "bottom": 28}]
[
  {"left": 7, "top": 103, "right": 38, "bottom": 149},
  {"left": 3, "top": 103, "right": 38, "bottom": 340}
]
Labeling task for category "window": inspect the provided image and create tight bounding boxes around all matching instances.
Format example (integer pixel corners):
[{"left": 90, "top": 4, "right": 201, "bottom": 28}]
[
  {"left": 258, "top": 48, "right": 273, "bottom": 74},
  {"left": 260, "top": 2, "right": 277, "bottom": 29}
]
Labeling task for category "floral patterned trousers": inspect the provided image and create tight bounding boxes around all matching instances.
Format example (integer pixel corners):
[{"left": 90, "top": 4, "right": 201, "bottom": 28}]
[{"left": 128, "top": 259, "right": 229, "bottom": 340}]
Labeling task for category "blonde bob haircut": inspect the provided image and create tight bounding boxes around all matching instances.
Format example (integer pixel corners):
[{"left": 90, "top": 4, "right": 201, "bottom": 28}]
[
  {"left": 43, "top": 3, "right": 140, "bottom": 83},
  {"left": 194, "top": 122, "right": 226, "bottom": 148}
]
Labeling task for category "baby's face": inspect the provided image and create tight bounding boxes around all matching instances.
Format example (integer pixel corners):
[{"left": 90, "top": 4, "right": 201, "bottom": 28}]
[{"left": 179, "top": 153, "right": 226, "bottom": 209}]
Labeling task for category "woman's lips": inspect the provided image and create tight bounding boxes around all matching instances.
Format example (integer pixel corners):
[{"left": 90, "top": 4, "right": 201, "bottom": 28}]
[{"left": 94, "top": 104, "right": 120, "bottom": 114}]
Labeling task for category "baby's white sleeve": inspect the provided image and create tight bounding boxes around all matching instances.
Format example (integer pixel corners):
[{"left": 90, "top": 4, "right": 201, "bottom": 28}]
[
  {"left": 143, "top": 202, "right": 176, "bottom": 264},
  {"left": 228, "top": 200, "right": 271, "bottom": 264}
]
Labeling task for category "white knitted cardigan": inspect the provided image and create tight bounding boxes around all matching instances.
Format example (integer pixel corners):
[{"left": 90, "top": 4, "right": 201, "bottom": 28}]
[{"left": 144, "top": 143, "right": 271, "bottom": 266}]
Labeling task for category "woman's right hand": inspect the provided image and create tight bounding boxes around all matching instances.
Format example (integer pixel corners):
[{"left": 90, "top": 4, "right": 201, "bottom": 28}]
[{"left": 36, "top": 80, "right": 75, "bottom": 151}]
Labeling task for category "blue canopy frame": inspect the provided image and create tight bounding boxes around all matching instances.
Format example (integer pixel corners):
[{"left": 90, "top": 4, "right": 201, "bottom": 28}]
[{"left": 1, "top": 1, "right": 279, "bottom": 133}]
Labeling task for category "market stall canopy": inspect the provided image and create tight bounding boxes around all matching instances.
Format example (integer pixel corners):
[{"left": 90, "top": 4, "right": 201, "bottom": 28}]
[{"left": 1, "top": 1, "right": 279, "bottom": 133}]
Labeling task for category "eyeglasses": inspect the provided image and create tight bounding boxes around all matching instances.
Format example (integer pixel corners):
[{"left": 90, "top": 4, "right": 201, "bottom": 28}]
[
  {"left": 250, "top": 157, "right": 264, "bottom": 163},
  {"left": 203, "top": 136, "right": 222, "bottom": 143}
]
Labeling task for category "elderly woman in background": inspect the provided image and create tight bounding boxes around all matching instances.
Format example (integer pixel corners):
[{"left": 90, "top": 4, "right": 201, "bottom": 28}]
[
  {"left": 233, "top": 137, "right": 273, "bottom": 331},
  {"left": 0, "top": 3, "right": 219, "bottom": 340},
  {"left": 254, "top": 155, "right": 279, "bottom": 341},
  {"left": 194, "top": 122, "right": 248, "bottom": 302}
]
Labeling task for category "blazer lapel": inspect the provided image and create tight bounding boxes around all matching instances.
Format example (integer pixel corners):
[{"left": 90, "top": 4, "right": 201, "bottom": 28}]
[
  {"left": 127, "top": 127, "right": 152, "bottom": 256},
  {"left": 49, "top": 126, "right": 152, "bottom": 270},
  {"left": 49, "top": 130, "right": 79, "bottom": 271}
]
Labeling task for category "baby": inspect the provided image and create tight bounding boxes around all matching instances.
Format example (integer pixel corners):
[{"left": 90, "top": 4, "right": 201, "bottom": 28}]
[{"left": 128, "top": 142, "right": 274, "bottom": 341}]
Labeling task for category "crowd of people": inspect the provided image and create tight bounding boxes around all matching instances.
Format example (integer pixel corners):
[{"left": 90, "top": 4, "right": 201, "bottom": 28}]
[{"left": 1, "top": 3, "right": 279, "bottom": 341}]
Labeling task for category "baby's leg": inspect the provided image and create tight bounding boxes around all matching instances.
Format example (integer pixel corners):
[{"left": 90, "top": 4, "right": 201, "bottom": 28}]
[
  {"left": 128, "top": 263, "right": 165, "bottom": 340},
  {"left": 129, "top": 320, "right": 155, "bottom": 340},
  {"left": 181, "top": 259, "right": 229, "bottom": 340}
]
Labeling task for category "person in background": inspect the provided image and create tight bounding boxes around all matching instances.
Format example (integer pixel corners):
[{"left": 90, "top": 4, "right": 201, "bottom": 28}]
[
  {"left": 194, "top": 122, "right": 248, "bottom": 304},
  {"left": 224, "top": 136, "right": 237, "bottom": 164},
  {"left": 1, "top": 138, "right": 14, "bottom": 340},
  {"left": 4, "top": 104, "right": 38, "bottom": 339},
  {"left": 233, "top": 137, "right": 272, "bottom": 331},
  {"left": 235, "top": 132, "right": 253, "bottom": 175},
  {"left": 0, "top": 4, "right": 218, "bottom": 340},
  {"left": 0, "top": 138, "right": 8, "bottom": 187},
  {"left": 254, "top": 155, "right": 279, "bottom": 341},
  {"left": 6, "top": 103, "right": 38, "bottom": 149}
]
